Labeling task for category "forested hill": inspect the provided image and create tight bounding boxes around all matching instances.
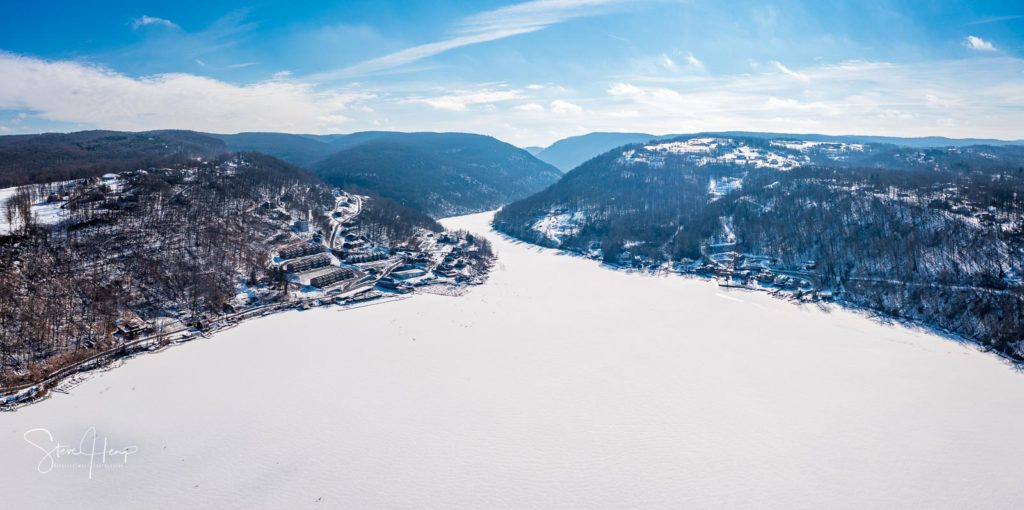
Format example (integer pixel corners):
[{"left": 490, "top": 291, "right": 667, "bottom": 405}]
[
  {"left": 495, "top": 135, "right": 1024, "bottom": 357},
  {"left": 535, "top": 132, "right": 657, "bottom": 172},
  {"left": 0, "top": 130, "right": 227, "bottom": 187},
  {"left": 1, "top": 129, "right": 563, "bottom": 218},
  {"left": 312, "top": 132, "right": 562, "bottom": 217},
  {"left": 211, "top": 131, "right": 396, "bottom": 167},
  {"left": 535, "top": 131, "right": 1024, "bottom": 173},
  {"left": 0, "top": 152, "right": 446, "bottom": 387},
  {"left": 212, "top": 132, "right": 337, "bottom": 168}
]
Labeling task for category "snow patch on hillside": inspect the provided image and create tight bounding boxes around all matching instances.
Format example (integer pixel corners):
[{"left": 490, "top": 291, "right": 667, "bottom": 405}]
[
  {"left": 709, "top": 176, "right": 744, "bottom": 199},
  {"left": 532, "top": 209, "right": 585, "bottom": 245},
  {"left": 0, "top": 186, "right": 67, "bottom": 234},
  {"left": 644, "top": 138, "right": 722, "bottom": 154},
  {"left": 620, "top": 137, "right": 819, "bottom": 170},
  {"left": 770, "top": 140, "right": 866, "bottom": 160}
]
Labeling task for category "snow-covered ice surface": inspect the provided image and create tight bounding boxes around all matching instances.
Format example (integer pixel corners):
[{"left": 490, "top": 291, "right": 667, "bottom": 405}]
[{"left": 5, "top": 211, "right": 1024, "bottom": 509}]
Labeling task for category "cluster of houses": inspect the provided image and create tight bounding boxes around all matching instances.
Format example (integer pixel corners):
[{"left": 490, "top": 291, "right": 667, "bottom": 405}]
[
  {"left": 270, "top": 194, "right": 493, "bottom": 302},
  {"left": 283, "top": 254, "right": 332, "bottom": 273},
  {"left": 376, "top": 263, "right": 428, "bottom": 293},
  {"left": 338, "top": 230, "right": 370, "bottom": 250},
  {"left": 435, "top": 251, "right": 468, "bottom": 278},
  {"left": 278, "top": 242, "right": 326, "bottom": 260},
  {"left": 310, "top": 268, "right": 356, "bottom": 289},
  {"left": 683, "top": 251, "right": 835, "bottom": 301},
  {"left": 276, "top": 239, "right": 359, "bottom": 290},
  {"left": 344, "top": 251, "right": 388, "bottom": 263}
]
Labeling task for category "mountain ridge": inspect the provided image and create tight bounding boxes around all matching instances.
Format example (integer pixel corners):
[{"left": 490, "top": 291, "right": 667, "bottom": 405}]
[
  {"left": 0, "top": 129, "right": 561, "bottom": 217},
  {"left": 534, "top": 130, "right": 1024, "bottom": 173},
  {"left": 312, "top": 132, "right": 562, "bottom": 217}
]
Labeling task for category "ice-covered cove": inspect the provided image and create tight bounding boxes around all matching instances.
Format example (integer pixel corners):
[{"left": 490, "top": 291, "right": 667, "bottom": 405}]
[{"left": 4, "top": 211, "right": 1024, "bottom": 509}]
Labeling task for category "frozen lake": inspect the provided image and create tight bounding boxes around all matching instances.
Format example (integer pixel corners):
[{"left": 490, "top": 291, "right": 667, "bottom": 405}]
[{"left": 4, "top": 211, "right": 1024, "bottom": 509}]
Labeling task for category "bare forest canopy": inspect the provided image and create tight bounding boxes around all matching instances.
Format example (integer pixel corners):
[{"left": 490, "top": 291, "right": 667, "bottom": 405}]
[{"left": 0, "top": 153, "right": 439, "bottom": 386}]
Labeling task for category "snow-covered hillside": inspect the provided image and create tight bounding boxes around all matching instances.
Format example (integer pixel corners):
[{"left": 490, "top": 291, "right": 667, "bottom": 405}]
[{"left": 620, "top": 136, "right": 874, "bottom": 170}]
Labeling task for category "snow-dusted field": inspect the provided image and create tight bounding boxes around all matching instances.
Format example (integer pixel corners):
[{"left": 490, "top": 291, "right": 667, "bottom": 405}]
[
  {"left": 4, "top": 211, "right": 1024, "bottom": 509},
  {"left": 0, "top": 185, "right": 67, "bottom": 235}
]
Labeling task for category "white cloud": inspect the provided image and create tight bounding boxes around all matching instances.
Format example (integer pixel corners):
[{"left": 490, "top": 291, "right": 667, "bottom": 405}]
[
  {"left": 311, "top": 0, "right": 630, "bottom": 79},
  {"left": 515, "top": 102, "right": 546, "bottom": 112},
  {"left": 772, "top": 61, "right": 809, "bottom": 81},
  {"left": 763, "top": 97, "right": 843, "bottom": 115},
  {"left": 550, "top": 99, "right": 583, "bottom": 114},
  {"left": 132, "top": 16, "right": 179, "bottom": 30},
  {"left": 593, "top": 58, "right": 1024, "bottom": 142},
  {"left": 686, "top": 53, "right": 703, "bottom": 68},
  {"left": 963, "top": 35, "right": 997, "bottom": 51},
  {"left": 226, "top": 62, "right": 258, "bottom": 69},
  {"left": 0, "top": 52, "right": 365, "bottom": 133},
  {"left": 2, "top": 48, "right": 1022, "bottom": 147},
  {"left": 608, "top": 83, "right": 643, "bottom": 96},
  {"left": 408, "top": 89, "right": 523, "bottom": 111},
  {"left": 659, "top": 54, "right": 677, "bottom": 70}
]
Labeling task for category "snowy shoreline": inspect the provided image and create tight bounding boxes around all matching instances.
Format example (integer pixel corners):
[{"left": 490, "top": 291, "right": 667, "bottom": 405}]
[
  {"left": 4, "top": 211, "right": 1024, "bottom": 509},
  {"left": 493, "top": 221, "right": 1024, "bottom": 369},
  {"left": 0, "top": 282, "right": 479, "bottom": 409}
]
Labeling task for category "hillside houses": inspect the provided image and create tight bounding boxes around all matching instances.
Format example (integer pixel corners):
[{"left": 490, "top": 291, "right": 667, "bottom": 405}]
[
  {"left": 345, "top": 251, "right": 388, "bottom": 263},
  {"left": 279, "top": 243, "right": 325, "bottom": 260},
  {"left": 391, "top": 264, "right": 428, "bottom": 280},
  {"left": 283, "top": 254, "right": 332, "bottom": 273},
  {"left": 310, "top": 268, "right": 356, "bottom": 288}
]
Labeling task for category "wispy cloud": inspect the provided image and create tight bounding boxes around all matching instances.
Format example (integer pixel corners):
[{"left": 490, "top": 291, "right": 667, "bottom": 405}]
[
  {"left": 132, "top": 15, "right": 179, "bottom": 30},
  {"left": 226, "top": 62, "right": 258, "bottom": 69},
  {"left": 659, "top": 54, "right": 677, "bottom": 70},
  {"left": 772, "top": 61, "right": 809, "bottom": 81},
  {"left": 117, "top": 11, "right": 259, "bottom": 70},
  {"left": 310, "top": 0, "right": 631, "bottom": 80},
  {"left": 406, "top": 89, "right": 524, "bottom": 111},
  {"left": 965, "top": 15, "right": 1022, "bottom": 26},
  {"left": 514, "top": 102, "right": 546, "bottom": 112},
  {"left": 457, "top": 0, "right": 624, "bottom": 35},
  {"left": 597, "top": 58, "right": 1024, "bottom": 141},
  {"left": 963, "top": 35, "right": 997, "bottom": 51}
]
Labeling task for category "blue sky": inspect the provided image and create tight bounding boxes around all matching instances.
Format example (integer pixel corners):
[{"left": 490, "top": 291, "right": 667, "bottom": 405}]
[{"left": 0, "top": 0, "right": 1021, "bottom": 146}]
